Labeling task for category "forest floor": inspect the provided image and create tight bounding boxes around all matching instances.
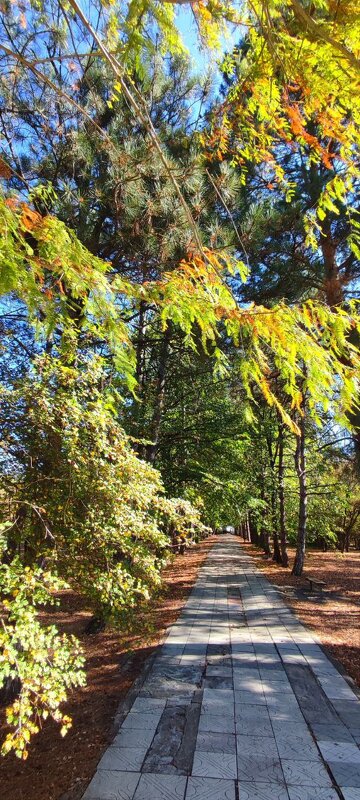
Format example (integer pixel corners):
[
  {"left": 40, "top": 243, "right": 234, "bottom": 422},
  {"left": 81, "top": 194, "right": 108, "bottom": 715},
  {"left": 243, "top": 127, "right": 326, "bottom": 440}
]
[
  {"left": 0, "top": 536, "right": 215, "bottom": 800},
  {"left": 246, "top": 542, "right": 360, "bottom": 690}
]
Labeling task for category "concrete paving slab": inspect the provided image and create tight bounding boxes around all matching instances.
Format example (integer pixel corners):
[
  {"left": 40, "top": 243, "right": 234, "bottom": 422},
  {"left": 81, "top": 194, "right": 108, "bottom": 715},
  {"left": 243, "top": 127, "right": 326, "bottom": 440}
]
[
  {"left": 83, "top": 770, "right": 141, "bottom": 800},
  {"left": 203, "top": 688, "right": 234, "bottom": 700},
  {"left": 287, "top": 790, "right": 339, "bottom": 800},
  {"left": 198, "top": 714, "right": 236, "bottom": 734},
  {"left": 133, "top": 773, "right": 187, "bottom": 800},
  {"left": 97, "top": 748, "right": 146, "bottom": 773},
  {"left": 120, "top": 712, "right": 161, "bottom": 731},
  {"left": 237, "top": 753, "right": 284, "bottom": 783},
  {"left": 236, "top": 716, "right": 274, "bottom": 737},
  {"left": 196, "top": 731, "right": 236, "bottom": 754},
  {"left": 311, "top": 723, "right": 355, "bottom": 743},
  {"left": 235, "top": 703, "right": 270, "bottom": 721},
  {"left": 332, "top": 700, "right": 360, "bottom": 729},
  {"left": 317, "top": 741, "right": 360, "bottom": 763},
  {"left": 238, "top": 784, "right": 289, "bottom": 800},
  {"left": 207, "top": 654, "right": 232, "bottom": 666},
  {"left": 185, "top": 777, "right": 236, "bottom": 800},
  {"left": 281, "top": 759, "right": 333, "bottom": 787},
  {"left": 260, "top": 669, "right": 287, "bottom": 682},
  {"left": 112, "top": 729, "right": 155, "bottom": 751},
  {"left": 236, "top": 733, "right": 278, "bottom": 757},
  {"left": 192, "top": 751, "right": 237, "bottom": 779},
  {"left": 201, "top": 701, "right": 234, "bottom": 716},
  {"left": 206, "top": 666, "right": 233, "bottom": 678},
  {"left": 235, "top": 689, "right": 266, "bottom": 705},
  {"left": 275, "top": 737, "right": 321, "bottom": 762},
  {"left": 267, "top": 708, "right": 306, "bottom": 723},
  {"left": 233, "top": 668, "right": 261, "bottom": 682},
  {"left": 265, "top": 695, "right": 300, "bottom": 710},
  {"left": 261, "top": 680, "right": 295, "bottom": 695},
  {"left": 270, "top": 722, "right": 313, "bottom": 742},
  {"left": 327, "top": 761, "right": 360, "bottom": 787},
  {"left": 203, "top": 676, "right": 233, "bottom": 689},
  {"left": 130, "top": 698, "right": 166, "bottom": 713},
  {"left": 317, "top": 677, "right": 358, "bottom": 701}
]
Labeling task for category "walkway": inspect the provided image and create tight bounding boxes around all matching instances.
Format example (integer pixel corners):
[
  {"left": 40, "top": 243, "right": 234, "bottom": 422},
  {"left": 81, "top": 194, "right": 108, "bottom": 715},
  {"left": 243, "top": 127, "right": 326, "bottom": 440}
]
[{"left": 83, "top": 536, "right": 360, "bottom": 800}]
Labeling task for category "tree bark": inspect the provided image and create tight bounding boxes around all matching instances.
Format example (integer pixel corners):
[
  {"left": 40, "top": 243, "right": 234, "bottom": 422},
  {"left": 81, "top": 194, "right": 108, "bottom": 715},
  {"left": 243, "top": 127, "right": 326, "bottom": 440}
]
[
  {"left": 265, "top": 433, "right": 279, "bottom": 560},
  {"left": 246, "top": 512, "right": 252, "bottom": 542},
  {"left": 292, "top": 402, "right": 307, "bottom": 576},
  {"left": 278, "top": 420, "right": 289, "bottom": 567},
  {"left": 135, "top": 299, "right": 147, "bottom": 389},
  {"left": 320, "top": 217, "right": 344, "bottom": 308},
  {"left": 251, "top": 516, "right": 259, "bottom": 545},
  {"left": 132, "top": 299, "right": 148, "bottom": 457},
  {"left": 146, "top": 324, "right": 172, "bottom": 464},
  {"left": 260, "top": 476, "right": 271, "bottom": 556},
  {"left": 271, "top": 485, "right": 282, "bottom": 564}
]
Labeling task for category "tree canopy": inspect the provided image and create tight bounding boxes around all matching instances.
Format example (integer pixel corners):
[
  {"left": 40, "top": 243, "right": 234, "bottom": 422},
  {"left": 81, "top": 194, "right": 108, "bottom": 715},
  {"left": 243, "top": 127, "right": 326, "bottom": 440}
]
[{"left": 0, "top": 0, "right": 359, "bottom": 759}]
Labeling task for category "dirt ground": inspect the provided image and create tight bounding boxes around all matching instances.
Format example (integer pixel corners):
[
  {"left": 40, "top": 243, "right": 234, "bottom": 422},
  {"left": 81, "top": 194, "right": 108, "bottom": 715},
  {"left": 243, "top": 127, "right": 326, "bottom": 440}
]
[
  {"left": 0, "top": 536, "right": 215, "bottom": 800},
  {"left": 246, "top": 542, "right": 360, "bottom": 689}
]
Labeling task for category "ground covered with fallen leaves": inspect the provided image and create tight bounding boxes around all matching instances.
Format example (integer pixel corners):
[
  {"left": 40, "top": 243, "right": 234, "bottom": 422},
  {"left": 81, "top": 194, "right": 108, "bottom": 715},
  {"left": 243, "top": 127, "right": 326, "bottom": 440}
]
[
  {"left": 246, "top": 542, "right": 360, "bottom": 690},
  {"left": 0, "top": 536, "right": 214, "bottom": 800}
]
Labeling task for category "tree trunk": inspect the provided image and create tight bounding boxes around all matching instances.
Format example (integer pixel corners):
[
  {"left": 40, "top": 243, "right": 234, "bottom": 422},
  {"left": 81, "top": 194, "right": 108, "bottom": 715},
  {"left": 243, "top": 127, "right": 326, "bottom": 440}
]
[
  {"left": 278, "top": 420, "right": 289, "bottom": 567},
  {"left": 132, "top": 299, "right": 148, "bottom": 457},
  {"left": 251, "top": 518, "right": 259, "bottom": 545},
  {"left": 260, "top": 472, "right": 271, "bottom": 556},
  {"left": 271, "top": 486, "right": 282, "bottom": 564},
  {"left": 146, "top": 325, "right": 171, "bottom": 464},
  {"left": 320, "top": 217, "right": 344, "bottom": 308},
  {"left": 344, "top": 527, "right": 351, "bottom": 552},
  {"left": 292, "top": 403, "right": 307, "bottom": 576},
  {"left": 135, "top": 299, "right": 147, "bottom": 389},
  {"left": 85, "top": 614, "right": 106, "bottom": 634}
]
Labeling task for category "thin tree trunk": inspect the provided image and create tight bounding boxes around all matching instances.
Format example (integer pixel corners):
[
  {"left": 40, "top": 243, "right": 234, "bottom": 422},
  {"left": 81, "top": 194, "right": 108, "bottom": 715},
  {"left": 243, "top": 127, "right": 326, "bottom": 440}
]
[
  {"left": 146, "top": 325, "right": 171, "bottom": 464},
  {"left": 260, "top": 475, "right": 271, "bottom": 556},
  {"left": 246, "top": 513, "right": 251, "bottom": 542},
  {"left": 133, "top": 299, "right": 147, "bottom": 457},
  {"left": 262, "top": 526, "right": 271, "bottom": 556},
  {"left": 272, "top": 485, "right": 282, "bottom": 563},
  {"left": 278, "top": 420, "right": 289, "bottom": 567},
  {"left": 292, "top": 402, "right": 307, "bottom": 576},
  {"left": 135, "top": 299, "right": 147, "bottom": 389}
]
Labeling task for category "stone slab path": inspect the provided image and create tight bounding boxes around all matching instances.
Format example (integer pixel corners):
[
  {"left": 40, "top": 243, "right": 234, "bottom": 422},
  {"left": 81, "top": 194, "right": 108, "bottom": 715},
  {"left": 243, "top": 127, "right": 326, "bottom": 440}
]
[{"left": 82, "top": 535, "right": 360, "bottom": 800}]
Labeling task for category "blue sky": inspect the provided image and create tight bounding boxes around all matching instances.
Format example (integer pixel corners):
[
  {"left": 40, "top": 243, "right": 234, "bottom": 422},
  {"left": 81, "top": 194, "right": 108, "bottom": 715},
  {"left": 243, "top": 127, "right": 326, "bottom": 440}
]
[
  {"left": 175, "top": 5, "right": 239, "bottom": 77},
  {"left": 175, "top": 5, "right": 209, "bottom": 71}
]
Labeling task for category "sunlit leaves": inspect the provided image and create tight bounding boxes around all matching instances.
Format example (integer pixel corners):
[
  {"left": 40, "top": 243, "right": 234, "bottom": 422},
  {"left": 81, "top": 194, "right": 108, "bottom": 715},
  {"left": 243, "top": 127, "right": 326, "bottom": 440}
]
[
  {"left": 0, "top": 195, "right": 136, "bottom": 385},
  {"left": 0, "top": 354, "right": 207, "bottom": 755},
  {"left": 0, "top": 561, "right": 85, "bottom": 759},
  {"left": 144, "top": 250, "right": 360, "bottom": 428},
  {"left": 200, "top": 0, "right": 360, "bottom": 240}
]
